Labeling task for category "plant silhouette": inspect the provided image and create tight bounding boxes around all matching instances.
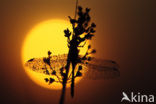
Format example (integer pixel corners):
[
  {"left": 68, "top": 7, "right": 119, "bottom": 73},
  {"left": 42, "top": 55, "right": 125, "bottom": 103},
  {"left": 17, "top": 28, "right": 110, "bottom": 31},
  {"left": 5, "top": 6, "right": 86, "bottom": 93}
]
[
  {"left": 27, "top": 1, "right": 97, "bottom": 103},
  {"left": 24, "top": 0, "right": 119, "bottom": 104},
  {"left": 59, "top": 2, "right": 96, "bottom": 104}
]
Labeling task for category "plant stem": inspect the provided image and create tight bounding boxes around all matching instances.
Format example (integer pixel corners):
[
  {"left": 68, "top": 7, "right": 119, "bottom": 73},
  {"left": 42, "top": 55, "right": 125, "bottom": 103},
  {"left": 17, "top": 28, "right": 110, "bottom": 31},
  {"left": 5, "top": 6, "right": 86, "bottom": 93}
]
[
  {"left": 59, "top": 59, "right": 70, "bottom": 104},
  {"left": 74, "top": 0, "right": 78, "bottom": 19},
  {"left": 71, "top": 63, "right": 76, "bottom": 98}
]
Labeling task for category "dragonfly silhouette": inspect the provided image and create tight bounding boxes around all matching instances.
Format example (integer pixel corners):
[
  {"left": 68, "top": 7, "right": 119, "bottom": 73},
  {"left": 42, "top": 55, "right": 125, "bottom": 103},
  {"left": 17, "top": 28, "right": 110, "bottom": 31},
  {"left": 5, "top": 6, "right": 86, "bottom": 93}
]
[
  {"left": 25, "top": 1, "right": 120, "bottom": 104},
  {"left": 25, "top": 54, "right": 120, "bottom": 82}
]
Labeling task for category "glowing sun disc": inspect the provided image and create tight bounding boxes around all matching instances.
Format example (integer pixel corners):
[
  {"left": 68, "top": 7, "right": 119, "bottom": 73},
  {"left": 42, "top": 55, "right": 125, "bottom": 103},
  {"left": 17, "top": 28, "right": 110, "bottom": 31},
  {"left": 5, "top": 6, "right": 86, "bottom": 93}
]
[{"left": 21, "top": 19, "right": 88, "bottom": 90}]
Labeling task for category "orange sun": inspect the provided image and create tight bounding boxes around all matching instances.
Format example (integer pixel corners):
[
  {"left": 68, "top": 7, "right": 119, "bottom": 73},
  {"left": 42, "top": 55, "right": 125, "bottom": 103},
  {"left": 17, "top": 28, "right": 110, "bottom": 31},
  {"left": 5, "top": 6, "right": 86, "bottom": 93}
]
[{"left": 21, "top": 19, "right": 88, "bottom": 90}]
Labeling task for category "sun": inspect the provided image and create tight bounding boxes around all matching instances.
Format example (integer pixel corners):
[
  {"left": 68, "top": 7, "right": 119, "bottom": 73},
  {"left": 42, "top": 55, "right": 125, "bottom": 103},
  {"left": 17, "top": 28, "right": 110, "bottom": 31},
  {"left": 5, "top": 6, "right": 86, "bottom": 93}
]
[{"left": 21, "top": 19, "right": 88, "bottom": 90}]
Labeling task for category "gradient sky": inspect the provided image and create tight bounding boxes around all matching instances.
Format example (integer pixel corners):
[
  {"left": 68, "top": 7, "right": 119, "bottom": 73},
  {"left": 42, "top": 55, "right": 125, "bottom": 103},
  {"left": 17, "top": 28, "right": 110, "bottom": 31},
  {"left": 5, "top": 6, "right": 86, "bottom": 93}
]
[{"left": 0, "top": 0, "right": 156, "bottom": 104}]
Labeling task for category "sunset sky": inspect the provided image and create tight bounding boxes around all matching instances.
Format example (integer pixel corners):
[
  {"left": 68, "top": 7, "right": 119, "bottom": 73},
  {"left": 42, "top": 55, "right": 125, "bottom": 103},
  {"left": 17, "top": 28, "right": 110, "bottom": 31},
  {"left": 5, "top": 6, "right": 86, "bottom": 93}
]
[{"left": 0, "top": 0, "right": 156, "bottom": 104}]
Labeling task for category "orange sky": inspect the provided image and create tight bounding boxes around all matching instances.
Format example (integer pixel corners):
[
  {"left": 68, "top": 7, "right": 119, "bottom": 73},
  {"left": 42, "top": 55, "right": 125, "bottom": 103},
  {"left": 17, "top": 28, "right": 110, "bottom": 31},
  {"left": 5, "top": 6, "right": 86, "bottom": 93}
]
[{"left": 0, "top": 0, "right": 156, "bottom": 104}]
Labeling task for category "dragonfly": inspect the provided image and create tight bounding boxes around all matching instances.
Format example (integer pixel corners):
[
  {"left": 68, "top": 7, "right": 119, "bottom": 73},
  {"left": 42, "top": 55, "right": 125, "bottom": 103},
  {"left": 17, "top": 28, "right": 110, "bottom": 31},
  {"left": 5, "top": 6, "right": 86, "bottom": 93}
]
[{"left": 25, "top": 54, "right": 120, "bottom": 83}]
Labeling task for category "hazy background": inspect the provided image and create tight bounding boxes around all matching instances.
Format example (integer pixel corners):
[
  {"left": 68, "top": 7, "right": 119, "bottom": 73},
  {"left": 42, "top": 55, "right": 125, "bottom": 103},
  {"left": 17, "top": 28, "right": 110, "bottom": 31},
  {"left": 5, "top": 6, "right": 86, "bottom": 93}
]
[{"left": 0, "top": 0, "right": 156, "bottom": 104}]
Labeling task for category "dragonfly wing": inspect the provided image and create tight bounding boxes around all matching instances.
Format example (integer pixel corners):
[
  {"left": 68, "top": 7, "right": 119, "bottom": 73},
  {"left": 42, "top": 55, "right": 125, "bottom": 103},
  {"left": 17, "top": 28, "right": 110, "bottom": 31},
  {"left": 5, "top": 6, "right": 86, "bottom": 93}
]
[
  {"left": 24, "top": 55, "right": 67, "bottom": 76},
  {"left": 84, "top": 58, "right": 120, "bottom": 80},
  {"left": 88, "top": 58, "right": 119, "bottom": 69}
]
